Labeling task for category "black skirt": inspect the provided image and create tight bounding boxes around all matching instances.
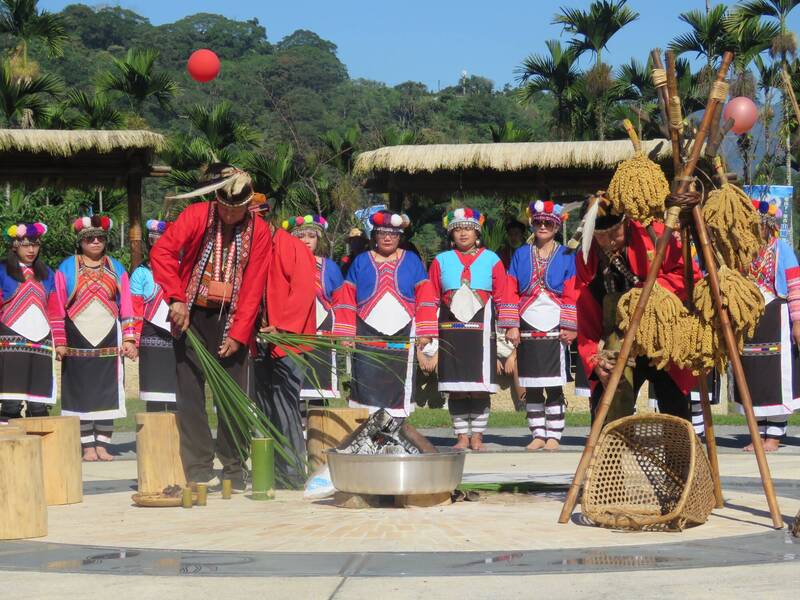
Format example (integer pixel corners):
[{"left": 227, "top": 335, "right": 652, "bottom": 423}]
[
  {"left": 60, "top": 317, "right": 125, "bottom": 419},
  {"left": 438, "top": 303, "right": 497, "bottom": 393},
  {"left": 349, "top": 318, "right": 415, "bottom": 416},
  {"left": 139, "top": 320, "right": 176, "bottom": 403},
  {"left": 301, "top": 312, "right": 339, "bottom": 399},
  {"left": 735, "top": 297, "right": 800, "bottom": 417},
  {"left": 517, "top": 321, "right": 566, "bottom": 388},
  {"left": 0, "top": 322, "right": 55, "bottom": 403}
]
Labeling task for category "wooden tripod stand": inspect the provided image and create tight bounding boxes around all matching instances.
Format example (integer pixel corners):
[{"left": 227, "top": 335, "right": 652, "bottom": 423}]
[{"left": 558, "top": 51, "right": 783, "bottom": 529}]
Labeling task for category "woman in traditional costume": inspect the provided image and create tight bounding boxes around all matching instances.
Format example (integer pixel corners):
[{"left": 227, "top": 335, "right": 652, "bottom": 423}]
[
  {"left": 0, "top": 223, "right": 55, "bottom": 420},
  {"left": 50, "top": 216, "right": 137, "bottom": 461},
  {"left": 281, "top": 214, "right": 344, "bottom": 424},
  {"left": 738, "top": 201, "right": 800, "bottom": 452},
  {"left": 130, "top": 219, "right": 176, "bottom": 412},
  {"left": 333, "top": 210, "right": 435, "bottom": 417},
  {"left": 508, "top": 201, "right": 576, "bottom": 451},
  {"left": 427, "top": 208, "right": 519, "bottom": 451}
]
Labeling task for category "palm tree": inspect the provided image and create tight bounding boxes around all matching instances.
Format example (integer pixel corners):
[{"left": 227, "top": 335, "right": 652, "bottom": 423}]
[
  {"left": 243, "top": 144, "right": 310, "bottom": 213},
  {"left": 65, "top": 90, "right": 124, "bottom": 129},
  {"left": 729, "top": 16, "right": 780, "bottom": 97},
  {"left": 669, "top": 5, "right": 734, "bottom": 69},
  {"left": 379, "top": 126, "right": 418, "bottom": 146},
  {"left": 0, "top": 59, "right": 62, "bottom": 126},
  {"left": 614, "top": 58, "right": 662, "bottom": 139},
  {"left": 98, "top": 49, "right": 178, "bottom": 115},
  {"left": 552, "top": 0, "right": 639, "bottom": 66},
  {"left": 489, "top": 121, "right": 533, "bottom": 142},
  {"left": 515, "top": 39, "right": 580, "bottom": 139},
  {"left": 187, "top": 101, "right": 258, "bottom": 158},
  {"left": 0, "top": 0, "right": 68, "bottom": 73},
  {"left": 320, "top": 125, "right": 360, "bottom": 174}
]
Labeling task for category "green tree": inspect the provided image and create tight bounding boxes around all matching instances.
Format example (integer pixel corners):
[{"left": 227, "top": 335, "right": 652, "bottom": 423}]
[
  {"left": 489, "top": 120, "right": 533, "bottom": 142},
  {"left": 515, "top": 40, "right": 580, "bottom": 139},
  {"left": 669, "top": 5, "right": 734, "bottom": 68},
  {"left": 0, "top": 0, "right": 68, "bottom": 71},
  {"left": 64, "top": 89, "right": 124, "bottom": 129},
  {"left": 98, "top": 48, "right": 178, "bottom": 115},
  {"left": 0, "top": 59, "right": 61, "bottom": 126},
  {"left": 552, "top": 0, "right": 639, "bottom": 66}
]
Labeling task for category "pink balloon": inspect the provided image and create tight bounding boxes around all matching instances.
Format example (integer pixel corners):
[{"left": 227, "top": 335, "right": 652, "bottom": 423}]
[
  {"left": 187, "top": 49, "right": 221, "bottom": 83},
  {"left": 723, "top": 96, "right": 758, "bottom": 135}
]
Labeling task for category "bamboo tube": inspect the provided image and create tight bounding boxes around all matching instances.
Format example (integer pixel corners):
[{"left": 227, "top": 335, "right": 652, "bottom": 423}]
[
  {"left": 251, "top": 438, "right": 275, "bottom": 501},
  {"left": 222, "top": 479, "right": 232, "bottom": 500},
  {"left": 650, "top": 49, "right": 670, "bottom": 138},
  {"left": 558, "top": 51, "right": 735, "bottom": 525},
  {"left": 664, "top": 51, "right": 684, "bottom": 176}
]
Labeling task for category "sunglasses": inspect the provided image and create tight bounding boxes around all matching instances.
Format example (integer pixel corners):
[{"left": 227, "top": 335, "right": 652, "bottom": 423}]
[
  {"left": 16, "top": 241, "right": 41, "bottom": 247},
  {"left": 83, "top": 236, "right": 107, "bottom": 243},
  {"left": 532, "top": 220, "right": 556, "bottom": 229}
]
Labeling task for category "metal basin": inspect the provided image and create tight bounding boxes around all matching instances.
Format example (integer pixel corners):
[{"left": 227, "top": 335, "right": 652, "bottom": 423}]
[{"left": 325, "top": 450, "right": 466, "bottom": 495}]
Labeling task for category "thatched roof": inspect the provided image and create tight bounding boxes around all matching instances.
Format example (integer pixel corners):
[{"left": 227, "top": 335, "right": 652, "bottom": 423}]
[
  {"left": 0, "top": 129, "right": 166, "bottom": 157},
  {"left": 354, "top": 139, "right": 671, "bottom": 178}
]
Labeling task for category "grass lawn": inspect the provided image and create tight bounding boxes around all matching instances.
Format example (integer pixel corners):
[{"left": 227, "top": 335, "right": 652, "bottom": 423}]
[{"left": 50, "top": 398, "right": 800, "bottom": 432}]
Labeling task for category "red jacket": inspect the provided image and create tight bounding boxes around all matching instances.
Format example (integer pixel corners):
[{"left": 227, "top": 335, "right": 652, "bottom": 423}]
[
  {"left": 150, "top": 201, "right": 272, "bottom": 346},
  {"left": 263, "top": 228, "right": 316, "bottom": 358},
  {"left": 575, "top": 221, "right": 699, "bottom": 395}
]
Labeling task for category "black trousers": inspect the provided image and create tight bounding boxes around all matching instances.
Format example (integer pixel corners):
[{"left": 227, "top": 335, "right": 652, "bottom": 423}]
[
  {"left": 174, "top": 307, "right": 248, "bottom": 483},
  {"left": 253, "top": 347, "right": 307, "bottom": 488},
  {"left": 590, "top": 357, "right": 691, "bottom": 425}
]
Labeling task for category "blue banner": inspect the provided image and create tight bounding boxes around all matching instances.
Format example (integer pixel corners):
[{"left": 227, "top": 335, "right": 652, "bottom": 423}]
[
  {"left": 744, "top": 185, "right": 794, "bottom": 246},
  {"left": 354, "top": 204, "right": 386, "bottom": 237}
]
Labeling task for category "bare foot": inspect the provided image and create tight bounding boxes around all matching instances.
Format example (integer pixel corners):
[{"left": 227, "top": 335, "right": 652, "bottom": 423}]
[
  {"left": 470, "top": 432, "right": 485, "bottom": 452},
  {"left": 83, "top": 447, "right": 98, "bottom": 462},
  {"left": 742, "top": 438, "right": 763, "bottom": 452},
  {"left": 763, "top": 438, "right": 780, "bottom": 452},
  {"left": 526, "top": 438, "right": 546, "bottom": 451},
  {"left": 454, "top": 434, "right": 470, "bottom": 450},
  {"left": 544, "top": 439, "right": 560, "bottom": 452},
  {"left": 95, "top": 446, "right": 114, "bottom": 461}
]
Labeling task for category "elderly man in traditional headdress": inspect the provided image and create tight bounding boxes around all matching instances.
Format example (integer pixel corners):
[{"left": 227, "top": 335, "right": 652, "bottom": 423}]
[
  {"left": 151, "top": 165, "right": 272, "bottom": 492},
  {"left": 575, "top": 194, "right": 697, "bottom": 425}
]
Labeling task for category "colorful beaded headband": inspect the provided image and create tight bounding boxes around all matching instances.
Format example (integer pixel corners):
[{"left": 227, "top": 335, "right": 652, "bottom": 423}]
[
  {"left": 370, "top": 211, "right": 411, "bottom": 232},
  {"left": 527, "top": 200, "right": 567, "bottom": 228},
  {"left": 751, "top": 200, "right": 783, "bottom": 228},
  {"left": 281, "top": 214, "right": 329, "bottom": 234},
  {"left": 73, "top": 215, "right": 113, "bottom": 240},
  {"left": 444, "top": 207, "right": 485, "bottom": 232},
  {"left": 146, "top": 219, "right": 170, "bottom": 237},
  {"left": 5, "top": 222, "right": 47, "bottom": 244}
]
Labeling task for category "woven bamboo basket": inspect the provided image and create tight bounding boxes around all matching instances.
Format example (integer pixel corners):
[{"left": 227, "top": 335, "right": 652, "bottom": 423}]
[{"left": 581, "top": 414, "right": 715, "bottom": 531}]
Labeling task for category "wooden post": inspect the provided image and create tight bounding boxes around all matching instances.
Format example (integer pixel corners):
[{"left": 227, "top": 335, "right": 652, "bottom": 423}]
[
  {"left": 0, "top": 435, "right": 47, "bottom": 539},
  {"left": 388, "top": 192, "right": 404, "bottom": 213},
  {"left": 558, "top": 52, "right": 735, "bottom": 525},
  {"left": 10, "top": 416, "right": 82, "bottom": 506},
  {"left": 127, "top": 174, "right": 143, "bottom": 269},
  {"left": 307, "top": 408, "right": 368, "bottom": 469},
  {"left": 135, "top": 413, "right": 186, "bottom": 493}
]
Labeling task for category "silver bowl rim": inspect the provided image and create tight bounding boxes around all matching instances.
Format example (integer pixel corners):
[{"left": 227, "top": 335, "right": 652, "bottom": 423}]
[{"left": 324, "top": 448, "right": 465, "bottom": 460}]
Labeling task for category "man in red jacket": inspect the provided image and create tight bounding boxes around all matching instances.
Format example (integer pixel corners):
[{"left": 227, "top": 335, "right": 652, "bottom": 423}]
[
  {"left": 575, "top": 198, "right": 697, "bottom": 425},
  {"left": 151, "top": 166, "right": 271, "bottom": 491},
  {"left": 250, "top": 203, "right": 316, "bottom": 487}
]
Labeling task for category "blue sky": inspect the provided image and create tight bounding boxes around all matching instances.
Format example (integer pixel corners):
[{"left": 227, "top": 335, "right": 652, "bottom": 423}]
[{"left": 40, "top": 1, "right": 800, "bottom": 90}]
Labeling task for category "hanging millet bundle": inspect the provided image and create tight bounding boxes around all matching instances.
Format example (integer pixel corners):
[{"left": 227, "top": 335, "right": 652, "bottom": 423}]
[
  {"left": 616, "top": 283, "right": 690, "bottom": 370},
  {"left": 702, "top": 157, "right": 762, "bottom": 273},
  {"left": 693, "top": 267, "right": 764, "bottom": 342},
  {"left": 607, "top": 119, "right": 671, "bottom": 226}
]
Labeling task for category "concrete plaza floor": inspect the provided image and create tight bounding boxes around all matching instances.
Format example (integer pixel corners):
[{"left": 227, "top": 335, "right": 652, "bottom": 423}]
[{"left": 1, "top": 442, "right": 799, "bottom": 599}]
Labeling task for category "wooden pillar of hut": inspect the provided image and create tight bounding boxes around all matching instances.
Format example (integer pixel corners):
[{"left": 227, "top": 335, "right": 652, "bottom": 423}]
[
  {"left": 127, "top": 174, "right": 143, "bottom": 269},
  {"left": 388, "top": 192, "right": 404, "bottom": 213}
]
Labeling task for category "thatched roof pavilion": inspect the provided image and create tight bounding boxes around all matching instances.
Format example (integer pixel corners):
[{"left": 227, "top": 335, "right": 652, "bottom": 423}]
[
  {"left": 0, "top": 129, "right": 168, "bottom": 266},
  {"left": 354, "top": 139, "right": 673, "bottom": 203}
]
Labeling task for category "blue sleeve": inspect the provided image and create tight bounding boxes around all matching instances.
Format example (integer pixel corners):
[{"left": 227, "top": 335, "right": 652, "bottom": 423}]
[
  {"left": 345, "top": 253, "right": 362, "bottom": 286},
  {"left": 508, "top": 246, "right": 521, "bottom": 279},
  {"left": 324, "top": 258, "right": 345, "bottom": 295},
  {"left": 778, "top": 239, "right": 799, "bottom": 270},
  {"left": 129, "top": 266, "right": 156, "bottom": 299}
]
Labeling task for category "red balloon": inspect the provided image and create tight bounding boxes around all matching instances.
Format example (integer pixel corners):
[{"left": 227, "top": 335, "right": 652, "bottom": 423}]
[
  {"left": 723, "top": 96, "right": 758, "bottom": 135},
  {"left": 187, "top": 49, "right": 220, "bottom": 83}
]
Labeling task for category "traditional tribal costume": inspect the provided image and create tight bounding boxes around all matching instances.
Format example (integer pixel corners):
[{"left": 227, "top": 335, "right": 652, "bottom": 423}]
[
  {"left": 50, "top": 216, "right": 135, "bottom": 450},
  {"left": 334, "top": 211, "right": 435, "bottom": 417},
  {"left": 130, "top": 220, "right": 176, "bottom": 411},
  {"left": 151, "top": 168, "right": 271, "bottom": 487},
  {"left": 734, "top": 201, "right": 800, "bottom": 441},
  {"left": 428, "top": 208, "right": 519, "bottom": 437},
  {"left": 254, "top": 208, "right": 316, "bottom": 487},
  {"left": 281, "top": 215, "right": 344, "bottom": 426},
  {"left": 0, "top": 223, "right": 55, "bottom": 419},
  {"left": 508, "top": 201, "right": 576, "bottom": 443},
  {"left": 575, "top": 203, "right": 695, "bottom": 424}
]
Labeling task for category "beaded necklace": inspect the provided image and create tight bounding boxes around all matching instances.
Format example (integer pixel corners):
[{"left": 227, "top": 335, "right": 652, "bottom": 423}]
[{"left": 213, "top": 221, "right": 237, "bottom": 283}]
